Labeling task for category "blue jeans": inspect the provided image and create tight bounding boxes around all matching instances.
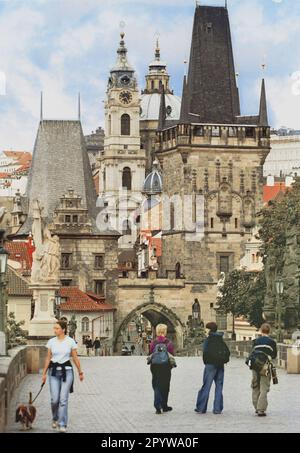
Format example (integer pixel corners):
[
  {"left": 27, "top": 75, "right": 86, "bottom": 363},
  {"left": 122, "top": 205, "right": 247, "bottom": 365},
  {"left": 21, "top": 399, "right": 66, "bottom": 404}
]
[
  {"left": 196, "top": 364, "right": 224, "bottom": 414},
  {"left": 49, "top": 369, "right": 73, "bottom": 428}
]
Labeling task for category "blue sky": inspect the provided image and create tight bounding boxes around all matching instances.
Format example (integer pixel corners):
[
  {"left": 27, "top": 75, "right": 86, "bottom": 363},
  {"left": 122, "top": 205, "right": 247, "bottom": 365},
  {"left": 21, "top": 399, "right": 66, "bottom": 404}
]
[{"left": 0, "top": 0, "right": 300, "bottom": 150}]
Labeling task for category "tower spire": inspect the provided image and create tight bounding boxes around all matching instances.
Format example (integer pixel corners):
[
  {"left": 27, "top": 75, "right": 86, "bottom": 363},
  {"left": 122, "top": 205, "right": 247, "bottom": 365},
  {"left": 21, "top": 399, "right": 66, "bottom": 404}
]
[
  {"left": 40, "top": 91, "right": 43, "bottom": 122},
  {"left": 155, "top": 36, "right": 161, "bottom": 61},
  {"left": 78, "top": 92, "right": 81, "bottom": 121},
  {"left": 158, "top": 86, "right": 166, "bottom": 131},
  {"left": 259, "top": 78, "right": 268, "bottom": 127},
  {"left": 179, "top": 75, "right": 190, "bottom": 124},
  {"left": 187, "top": 5, "right": 240, "bottom": 123}
]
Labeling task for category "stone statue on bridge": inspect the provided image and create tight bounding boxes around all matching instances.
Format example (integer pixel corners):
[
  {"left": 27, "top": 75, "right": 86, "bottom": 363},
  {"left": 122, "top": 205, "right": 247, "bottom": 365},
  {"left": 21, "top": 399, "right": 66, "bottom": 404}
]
[{"left": 31, "top": 200, "right": 61, "bottom": 285}]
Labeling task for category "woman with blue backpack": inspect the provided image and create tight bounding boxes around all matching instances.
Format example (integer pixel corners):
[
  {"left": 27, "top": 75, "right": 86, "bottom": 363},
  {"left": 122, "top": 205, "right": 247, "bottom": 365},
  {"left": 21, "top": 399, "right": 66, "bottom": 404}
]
[{"left": 148, "top": 324, "right": 176, "bottom": 415}]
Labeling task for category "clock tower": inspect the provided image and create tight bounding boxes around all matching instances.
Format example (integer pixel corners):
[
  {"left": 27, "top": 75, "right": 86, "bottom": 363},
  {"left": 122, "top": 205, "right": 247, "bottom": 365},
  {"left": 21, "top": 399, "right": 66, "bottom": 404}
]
[{"left": 99, "top": 32, "right": 146, "bottom": 252}]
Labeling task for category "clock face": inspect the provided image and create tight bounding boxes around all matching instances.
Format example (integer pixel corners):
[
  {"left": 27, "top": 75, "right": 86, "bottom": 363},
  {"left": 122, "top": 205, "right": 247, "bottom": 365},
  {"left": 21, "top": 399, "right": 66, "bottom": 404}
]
[{"left": 119, "top": 91, "right": 133, "bottom": 105}]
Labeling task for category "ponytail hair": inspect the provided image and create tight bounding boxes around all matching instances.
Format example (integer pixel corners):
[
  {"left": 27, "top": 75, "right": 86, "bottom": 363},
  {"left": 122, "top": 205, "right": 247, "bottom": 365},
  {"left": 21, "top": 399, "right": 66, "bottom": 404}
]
[{"left": 56, "top": 319, "right": 68, "bottom": 335}]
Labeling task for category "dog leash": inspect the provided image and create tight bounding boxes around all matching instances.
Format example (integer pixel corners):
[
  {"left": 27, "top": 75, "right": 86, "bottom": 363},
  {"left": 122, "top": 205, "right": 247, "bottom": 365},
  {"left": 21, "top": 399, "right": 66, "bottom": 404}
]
[{"left": 30, "top": 383, "right": 45, "bottom": 405}]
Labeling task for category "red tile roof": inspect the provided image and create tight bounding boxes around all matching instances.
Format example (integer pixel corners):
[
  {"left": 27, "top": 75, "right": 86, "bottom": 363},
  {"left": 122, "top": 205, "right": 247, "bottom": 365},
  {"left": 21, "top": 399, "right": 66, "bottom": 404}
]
[
  {"left": 59, "top": 287, "right": 115, "bottom": 312},
  {"left": 263, "top": 183, "right": 287, "bottom": 203},
  {"left": 3, "top": 151, "right": 32, "bottom": 164},
  {"left": 6, "top": 240, "right": 34, "bottom": 270}
]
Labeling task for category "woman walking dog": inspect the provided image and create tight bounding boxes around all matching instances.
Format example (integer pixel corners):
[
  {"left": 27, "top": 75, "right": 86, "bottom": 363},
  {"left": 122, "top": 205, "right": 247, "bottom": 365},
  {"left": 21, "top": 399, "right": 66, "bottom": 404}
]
[{"left": 42, "top": 320, "right": 84, "bottom": 432}]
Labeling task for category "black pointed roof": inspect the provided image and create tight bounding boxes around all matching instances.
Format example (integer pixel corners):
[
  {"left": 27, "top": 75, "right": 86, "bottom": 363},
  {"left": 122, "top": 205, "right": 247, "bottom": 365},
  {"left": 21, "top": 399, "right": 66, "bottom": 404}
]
[
  {"left": 18, "top": 120, "right": 118, "bottom": 236},
  {"left": 179, "top": 75, "right": 191, "bottom": 123},
  {"left": 158, "top": 86, "right": 166, "bottom": 131},
  {"left": 259, "top": 78, "right": 268, "bottom": 126},
  {"left": 185, "top": 5, "right": 240, "bottom": 124}
]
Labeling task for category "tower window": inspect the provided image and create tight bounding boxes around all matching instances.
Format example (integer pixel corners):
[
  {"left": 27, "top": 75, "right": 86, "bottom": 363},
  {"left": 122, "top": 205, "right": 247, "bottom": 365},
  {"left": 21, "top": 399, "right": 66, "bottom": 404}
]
[
  {"left": 108, "top": 115, "right": 112, "bottom": 135},
  {"left": 211, "top": 218, "right": 214, "bottom": 229},
  {"left": 151, "top": 80, "right": 155, "bottom": 90},
  {"left": 94, "top": 254, "right": 104, "bottom": 270},
  {"left": 121, "top": 114, "right": 131, "bottom": 136},
  {"left": 219, "top": 255, "right": 230, "bottom": 275},
  {"left": 94, "top": 280, "right": 105, "bottom": 295},
  {"left": 122, "top": 167, "right": 132, "bottom": 191},
  {"left": 61, "top": 253, "right": 72, "bottom": 270},
  {"left": 122, "top": 220, "right": 132, "bottom": 235}
]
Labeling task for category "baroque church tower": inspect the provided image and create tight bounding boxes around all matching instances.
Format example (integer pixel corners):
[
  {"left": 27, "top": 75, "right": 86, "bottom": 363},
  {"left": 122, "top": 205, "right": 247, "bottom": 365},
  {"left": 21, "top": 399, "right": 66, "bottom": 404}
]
[
  {"left": 99, "top": 33, "right": 146, "bottom": 251},
  {"left": 156, "top": 5, "right": 270, "bottom": 324}
]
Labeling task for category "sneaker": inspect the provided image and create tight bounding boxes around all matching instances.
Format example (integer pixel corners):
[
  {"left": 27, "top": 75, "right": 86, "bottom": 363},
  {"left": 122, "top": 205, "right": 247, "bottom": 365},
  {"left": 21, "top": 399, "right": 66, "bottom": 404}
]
[
  {"left": 52, "top": 421, "right": 58, "bottom": 429},
  {"left": 257, "top": 412, "right": 267, "bottom": 417},
  {"left": 155, "top": 409, "right": 162, "bottom": 415},
  {"left": 213, "top": 411, "right": 222, "bottom": 415},
  {"left": 194, "top": 409, "right": 206, "bottom": 414},
  {"left": 59, "top": 426, "right": 67, "bottom": 433}
]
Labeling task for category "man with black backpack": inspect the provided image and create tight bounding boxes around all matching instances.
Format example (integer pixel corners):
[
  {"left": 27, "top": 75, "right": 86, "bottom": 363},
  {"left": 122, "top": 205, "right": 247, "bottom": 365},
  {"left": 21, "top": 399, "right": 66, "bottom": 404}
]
[
  {"left": 247, "top": 323, "right": 277, "bottom": 417},
  {"left": 195, "top": 322, "right": 230, "bottom": 415}
]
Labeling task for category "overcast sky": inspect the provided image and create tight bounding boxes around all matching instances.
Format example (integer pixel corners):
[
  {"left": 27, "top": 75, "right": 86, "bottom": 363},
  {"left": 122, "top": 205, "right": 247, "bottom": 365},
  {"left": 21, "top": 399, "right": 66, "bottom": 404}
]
[{"left": 0, "top": 0, "right": 299, "bottom": 151}]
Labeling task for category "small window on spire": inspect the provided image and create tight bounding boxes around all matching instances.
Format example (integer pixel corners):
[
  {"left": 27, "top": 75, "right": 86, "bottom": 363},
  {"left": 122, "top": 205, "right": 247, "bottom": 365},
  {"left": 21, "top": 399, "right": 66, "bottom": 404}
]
[{"left": 205, "top": 22, "right": 213, "bottom": 34}]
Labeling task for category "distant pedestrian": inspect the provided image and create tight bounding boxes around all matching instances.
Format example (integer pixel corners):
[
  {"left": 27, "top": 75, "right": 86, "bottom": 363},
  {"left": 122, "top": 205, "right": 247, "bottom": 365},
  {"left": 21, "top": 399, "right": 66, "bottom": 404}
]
[
  {"left": 85, "top": 336, "right": 93, "bottom": 356},
  {"left": 93, "top": 337, "right": 101, "bottom": 357},
  {"left": 42, "top": 320, "right": 84, "bottom": 433},
  {"left": 246, "top": 323, "right": 277, "bottom": 417},
  {"left": 195, "top": 322, "right": 230, "bottom": 415},
  {"left": 149, "top": 324, "right": 175, "bottom": 415},
  {"left": 130, "top": 344, "right": 136, "bottom": 356}
]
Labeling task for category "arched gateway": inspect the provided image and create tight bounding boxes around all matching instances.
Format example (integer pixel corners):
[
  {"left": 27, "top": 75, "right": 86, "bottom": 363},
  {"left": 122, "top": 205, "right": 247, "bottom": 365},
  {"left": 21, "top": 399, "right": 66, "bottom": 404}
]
[{"left": 114, "top": 302, "right": 185, "bottom": 353}]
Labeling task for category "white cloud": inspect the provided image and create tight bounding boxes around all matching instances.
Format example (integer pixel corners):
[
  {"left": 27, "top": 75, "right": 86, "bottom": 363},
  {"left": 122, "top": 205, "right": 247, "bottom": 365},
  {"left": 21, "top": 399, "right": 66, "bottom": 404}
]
[{"left": 0, "top": 0, "right": 299, "bottom": 151}]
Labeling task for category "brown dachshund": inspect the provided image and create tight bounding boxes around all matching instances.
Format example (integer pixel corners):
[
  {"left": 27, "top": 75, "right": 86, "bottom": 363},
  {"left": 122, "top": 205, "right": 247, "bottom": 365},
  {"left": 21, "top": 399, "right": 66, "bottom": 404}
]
[{"left": 15, "top": 392, "right": 37, "bottom": 431}]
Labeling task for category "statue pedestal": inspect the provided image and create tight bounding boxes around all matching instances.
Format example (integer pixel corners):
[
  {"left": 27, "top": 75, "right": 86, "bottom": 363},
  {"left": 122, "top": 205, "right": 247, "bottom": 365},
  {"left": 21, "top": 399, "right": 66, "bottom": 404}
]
[
  {"left": 28, "top": 284, "right": 59, "bottom": 339},
  {"left": 287, "top": 346, "right": 300, "bottom": 374}
]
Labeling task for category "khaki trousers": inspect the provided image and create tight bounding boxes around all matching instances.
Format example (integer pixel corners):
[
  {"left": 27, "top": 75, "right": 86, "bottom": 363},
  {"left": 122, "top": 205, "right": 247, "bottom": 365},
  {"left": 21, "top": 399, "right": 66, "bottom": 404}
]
[{"left": 251, "top": 370, "right": 271, "bottom": 413}]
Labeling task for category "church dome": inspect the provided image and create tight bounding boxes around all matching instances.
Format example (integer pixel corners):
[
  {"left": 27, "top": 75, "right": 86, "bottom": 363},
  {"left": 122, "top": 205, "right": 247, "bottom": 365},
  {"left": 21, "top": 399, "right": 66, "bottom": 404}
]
[
  {"left": 143, "top": 161, "right": 163, "bottom": 195},
  {"left": 140, "top": 93, "right": 181, "bottom": 121}
]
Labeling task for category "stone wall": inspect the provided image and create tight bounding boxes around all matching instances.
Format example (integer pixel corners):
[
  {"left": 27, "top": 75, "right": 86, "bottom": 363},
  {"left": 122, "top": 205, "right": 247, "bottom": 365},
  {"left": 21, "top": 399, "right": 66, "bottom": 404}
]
[{"left": 0, "top": 346, "right": 47, "bottom": 433}]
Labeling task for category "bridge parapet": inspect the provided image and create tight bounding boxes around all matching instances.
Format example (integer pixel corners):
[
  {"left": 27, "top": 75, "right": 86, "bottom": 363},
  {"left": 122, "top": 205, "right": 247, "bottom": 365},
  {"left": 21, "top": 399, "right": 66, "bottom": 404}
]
[{"left": 0, "top": 346, "right": 47, "bottom": 432}]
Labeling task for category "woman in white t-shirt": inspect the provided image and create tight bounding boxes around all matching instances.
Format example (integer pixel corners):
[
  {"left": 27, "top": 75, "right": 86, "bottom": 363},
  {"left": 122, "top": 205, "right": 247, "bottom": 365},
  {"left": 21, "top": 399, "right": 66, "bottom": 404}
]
[{"left": 42, "top": 319, "right": 84, "bottom": 433}]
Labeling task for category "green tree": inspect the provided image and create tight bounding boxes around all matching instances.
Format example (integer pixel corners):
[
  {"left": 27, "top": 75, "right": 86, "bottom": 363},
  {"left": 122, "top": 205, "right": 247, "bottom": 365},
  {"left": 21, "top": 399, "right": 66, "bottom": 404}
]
[
  {"left": 6, "top": 312, "right": 27, "bottom": 349},
  {"left": 217, "top": 270, "right": 266, "bottom": 335}
]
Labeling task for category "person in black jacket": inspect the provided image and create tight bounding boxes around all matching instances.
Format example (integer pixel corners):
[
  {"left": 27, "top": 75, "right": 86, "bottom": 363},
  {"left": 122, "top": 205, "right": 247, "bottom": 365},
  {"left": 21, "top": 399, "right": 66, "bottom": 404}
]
[
  {"left": 93, "top": 337, "right": 101, "bottom": 356},
  {"left": 195, "top": 322, "right": 230, "bottom": 415},
  {"left": 251, "top": 323, "right": 277, "bottom": 417}
]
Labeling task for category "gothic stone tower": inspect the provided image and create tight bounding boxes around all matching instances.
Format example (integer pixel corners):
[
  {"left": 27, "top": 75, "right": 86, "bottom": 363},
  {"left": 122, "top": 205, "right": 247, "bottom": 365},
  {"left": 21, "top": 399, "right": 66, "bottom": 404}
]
[
  {"left": 99, "top": 33, "right": 146, "bottom": 252},
  {"left": 156, "top": 6, "right": 270, "bottom": 316}
]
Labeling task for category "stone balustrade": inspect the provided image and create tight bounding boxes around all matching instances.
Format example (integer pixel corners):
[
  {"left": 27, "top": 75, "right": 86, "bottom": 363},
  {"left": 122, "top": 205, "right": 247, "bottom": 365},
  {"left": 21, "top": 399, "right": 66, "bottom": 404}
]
[{"left": 0, "top": 346, "right": 47, "bottom": 432}]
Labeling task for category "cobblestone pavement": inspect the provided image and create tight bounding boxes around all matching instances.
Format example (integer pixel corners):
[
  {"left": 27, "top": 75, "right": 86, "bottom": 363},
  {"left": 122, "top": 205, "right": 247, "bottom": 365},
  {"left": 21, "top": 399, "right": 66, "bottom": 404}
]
[{"left": 6, "top": 357, "right": 300, "bottom": 433}]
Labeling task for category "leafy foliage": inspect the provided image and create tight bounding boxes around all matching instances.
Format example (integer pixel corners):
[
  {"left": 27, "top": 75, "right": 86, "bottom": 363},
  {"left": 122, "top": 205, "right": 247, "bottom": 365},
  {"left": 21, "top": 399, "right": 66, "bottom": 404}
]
[
  {"left": 6, "top": 312, "right": 27, "bottom": 349},
  {"left": 217, "top": 270, "right": 265, "bottom": 329}
]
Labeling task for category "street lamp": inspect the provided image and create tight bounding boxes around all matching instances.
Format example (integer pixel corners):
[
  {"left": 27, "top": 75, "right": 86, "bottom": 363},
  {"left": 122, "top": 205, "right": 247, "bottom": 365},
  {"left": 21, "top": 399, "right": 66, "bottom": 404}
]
[
  {"left": 54, "top": 291, "right": 62, "bottom": 320},
  {"left": 0, "top": 232, "right": 9, "bottom": 356},
  {"left": 275, "top": 275, "right": 284, "bottom": 343}
]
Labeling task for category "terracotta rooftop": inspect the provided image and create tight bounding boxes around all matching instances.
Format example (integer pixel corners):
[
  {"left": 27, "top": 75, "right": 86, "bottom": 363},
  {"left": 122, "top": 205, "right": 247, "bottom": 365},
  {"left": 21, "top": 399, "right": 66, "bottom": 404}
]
[
  {"left": 59, "top": 287, "right": 115, "bottom": 312},
  {"left": 7, "top": 266, "right": 32, "bottom": 297},
  {"left": 6, "top": 241, "right": 34, "bottom": 271},
  {"left": 263, "top": 183, "right": 287, "bottom": 203}
]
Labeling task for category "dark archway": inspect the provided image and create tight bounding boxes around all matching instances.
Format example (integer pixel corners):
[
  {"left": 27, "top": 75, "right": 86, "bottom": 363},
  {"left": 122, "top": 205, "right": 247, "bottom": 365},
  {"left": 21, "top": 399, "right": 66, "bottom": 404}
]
[{"left": 114, "top": 302, "right": 184, "bottom": 353}]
